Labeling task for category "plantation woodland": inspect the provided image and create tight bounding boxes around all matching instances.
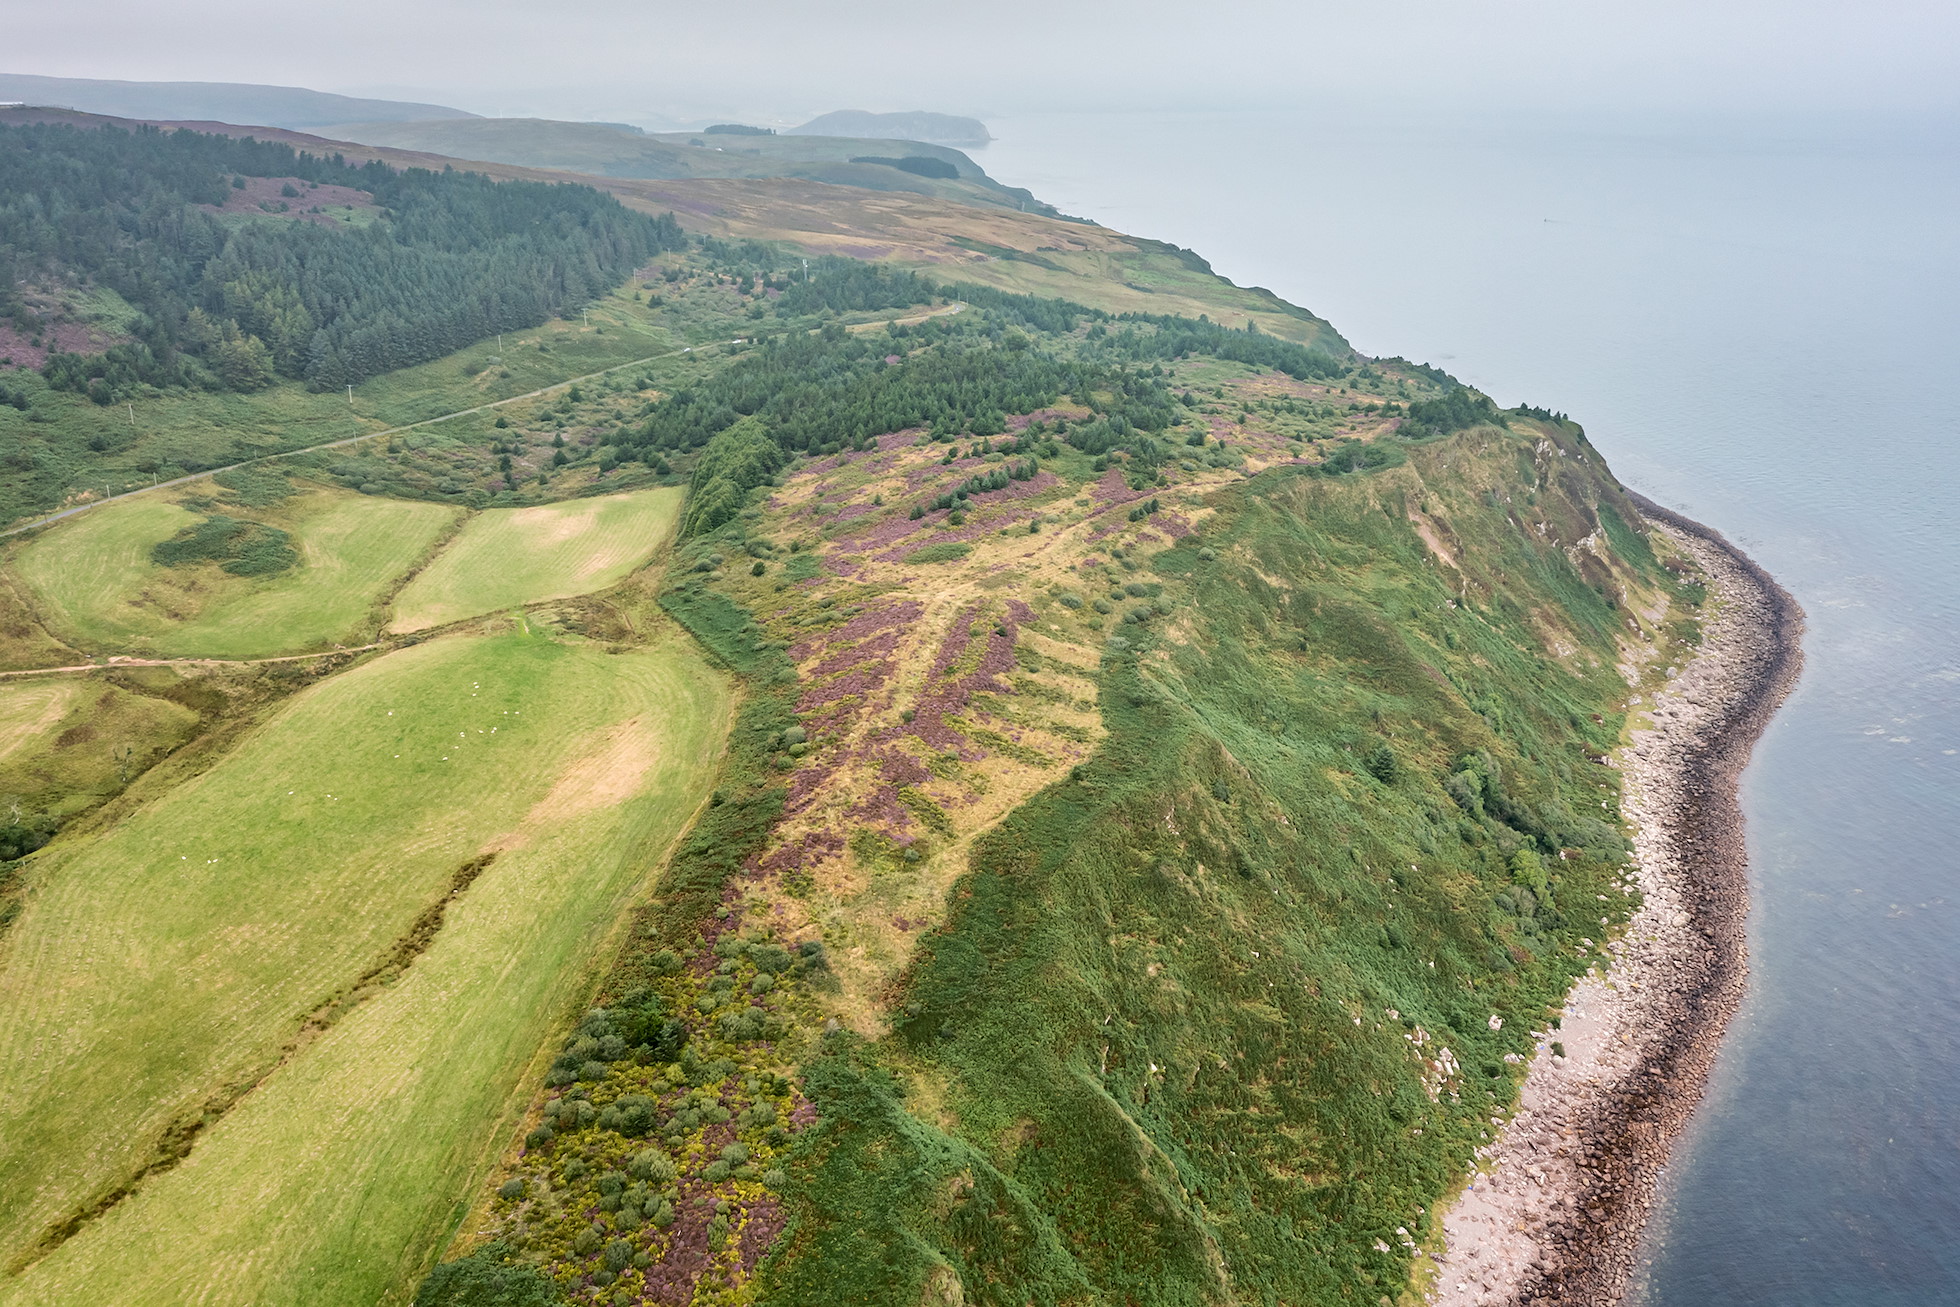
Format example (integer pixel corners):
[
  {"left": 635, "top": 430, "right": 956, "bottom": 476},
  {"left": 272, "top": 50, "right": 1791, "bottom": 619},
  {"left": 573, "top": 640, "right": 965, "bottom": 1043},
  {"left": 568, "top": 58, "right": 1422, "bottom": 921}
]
[{"left": 0, "top": 122, "right": 681, "bottom": 399}]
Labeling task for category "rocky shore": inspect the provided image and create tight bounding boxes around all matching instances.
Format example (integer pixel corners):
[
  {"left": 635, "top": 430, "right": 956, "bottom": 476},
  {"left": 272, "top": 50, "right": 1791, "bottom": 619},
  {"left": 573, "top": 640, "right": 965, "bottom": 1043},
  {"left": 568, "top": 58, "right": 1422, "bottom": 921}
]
[{"left": 1428, "top": 499, "right": 1804, "bottom": 1307}]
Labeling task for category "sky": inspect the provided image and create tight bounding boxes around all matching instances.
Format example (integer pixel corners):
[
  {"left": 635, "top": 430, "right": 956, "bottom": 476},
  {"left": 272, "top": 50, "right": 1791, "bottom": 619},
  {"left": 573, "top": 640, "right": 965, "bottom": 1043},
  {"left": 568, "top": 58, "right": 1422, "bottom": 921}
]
[{"left": 5, "top": 0, "right": 1958, "bottom": 128}]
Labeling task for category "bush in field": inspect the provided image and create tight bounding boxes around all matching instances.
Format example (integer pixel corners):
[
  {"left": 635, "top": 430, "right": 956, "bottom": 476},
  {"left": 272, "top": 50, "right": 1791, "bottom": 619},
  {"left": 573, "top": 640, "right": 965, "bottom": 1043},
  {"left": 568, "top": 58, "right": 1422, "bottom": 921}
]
[
  {"left": 413, "top": 1242, "right": 560, "bottom": 1307},
  {"left": 151, "top": 515, "right": 298, "bottom": 576}
]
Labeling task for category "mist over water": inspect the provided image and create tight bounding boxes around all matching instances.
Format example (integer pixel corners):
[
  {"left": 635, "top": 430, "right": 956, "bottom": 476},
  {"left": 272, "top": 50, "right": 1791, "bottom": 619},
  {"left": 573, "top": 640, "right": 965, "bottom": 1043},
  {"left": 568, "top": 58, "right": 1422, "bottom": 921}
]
[{"left": 980, "top": 109, "right": 1960, "bottom": 1305}]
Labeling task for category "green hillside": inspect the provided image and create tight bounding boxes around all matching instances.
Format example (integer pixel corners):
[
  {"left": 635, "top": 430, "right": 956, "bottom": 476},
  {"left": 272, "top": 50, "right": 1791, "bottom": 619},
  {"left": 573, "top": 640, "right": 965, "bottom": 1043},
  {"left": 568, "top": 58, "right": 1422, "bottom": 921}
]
[{"left": 0, "top": 117, "right": 1701, "bottom": 1307}]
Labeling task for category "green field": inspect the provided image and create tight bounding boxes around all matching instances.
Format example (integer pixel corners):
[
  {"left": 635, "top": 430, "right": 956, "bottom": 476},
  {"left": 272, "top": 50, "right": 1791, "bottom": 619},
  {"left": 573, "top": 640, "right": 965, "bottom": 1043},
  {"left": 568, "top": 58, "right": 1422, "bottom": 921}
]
[
  {"left": 0, "top": 675, "right": 203, "bottom": 828},
  {"left": 11, "top": 488, "right": 459, "bottom": 659},
  {"left": 0, "top": 629, "right": 728, "bottom": 1303},
  {"left": 387, "top": 487, "right": 682, "bottom": 633}
]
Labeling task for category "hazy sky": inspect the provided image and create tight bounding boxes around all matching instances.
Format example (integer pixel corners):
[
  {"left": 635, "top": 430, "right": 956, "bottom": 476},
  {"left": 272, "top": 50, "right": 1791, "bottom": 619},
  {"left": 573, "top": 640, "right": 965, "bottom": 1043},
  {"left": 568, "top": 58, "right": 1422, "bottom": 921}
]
[{"left": 7, "top": 0, "right": 1958, "bottom": 127}]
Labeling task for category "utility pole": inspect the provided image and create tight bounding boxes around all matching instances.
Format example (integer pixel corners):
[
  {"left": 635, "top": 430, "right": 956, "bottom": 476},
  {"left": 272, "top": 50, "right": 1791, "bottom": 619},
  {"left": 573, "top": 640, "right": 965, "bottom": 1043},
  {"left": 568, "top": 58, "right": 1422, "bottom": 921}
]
[
  {"left": 126, "top": 402, "right": 135, "bottom": 428},
  {"left": 347, "top": 385, "right": 354, "bottom": 405}
]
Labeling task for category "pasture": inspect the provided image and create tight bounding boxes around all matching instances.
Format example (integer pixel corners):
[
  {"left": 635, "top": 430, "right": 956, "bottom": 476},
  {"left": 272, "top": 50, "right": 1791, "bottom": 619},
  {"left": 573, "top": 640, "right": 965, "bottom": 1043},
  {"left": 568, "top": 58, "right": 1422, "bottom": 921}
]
[
  {"left": 0, "top": 629, "right": 727, "bottom": 1303},
  {"left": 11, "top": 488, "right": 458, "bottom": 659},
  {"left": 0, "top": 675, "right": 203, "bottom": 826},
  {"left": 387, "top": 486, "right": 681, "bottom": 633}
]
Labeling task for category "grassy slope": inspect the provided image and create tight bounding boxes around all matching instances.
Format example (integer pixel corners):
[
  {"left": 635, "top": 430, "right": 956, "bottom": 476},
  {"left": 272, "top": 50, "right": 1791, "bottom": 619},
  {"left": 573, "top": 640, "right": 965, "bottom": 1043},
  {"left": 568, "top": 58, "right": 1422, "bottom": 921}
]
[
  {"left": 12, "top": 488, "right": 459, "bottom": 658},
  {"left": 582, "top": 176, "right": 1349, "bottom": 350},
  {"left": 0, "top": 629, "right": 727, "bottom": 1293},
  {"left": 758, "top": 428, "right": 1675, "bottom": 1305},
  {"left": 388, "top": 487, "right": 682, "bottom": 633}
]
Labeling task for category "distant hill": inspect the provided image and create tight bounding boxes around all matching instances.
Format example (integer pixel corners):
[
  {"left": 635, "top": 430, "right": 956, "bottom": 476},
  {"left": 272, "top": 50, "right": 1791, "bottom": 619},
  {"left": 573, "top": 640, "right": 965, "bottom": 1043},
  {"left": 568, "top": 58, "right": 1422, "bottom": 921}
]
[
  {"left": 789, "top": 110, "right": 991, "bottom": 147},
  {"left": 0, "top": 73, "right": 471, "bottom": 129},
  {"left": 321, "top": 116, "right": 1057, "bottom": 215}
]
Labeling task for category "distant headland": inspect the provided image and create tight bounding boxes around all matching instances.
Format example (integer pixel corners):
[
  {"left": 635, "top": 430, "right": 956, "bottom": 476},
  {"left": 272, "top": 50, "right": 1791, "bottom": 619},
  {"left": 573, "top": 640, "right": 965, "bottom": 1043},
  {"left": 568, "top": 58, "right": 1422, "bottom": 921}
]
[{"left": 788, "top": 109, "right": 991, "bottom": 147}]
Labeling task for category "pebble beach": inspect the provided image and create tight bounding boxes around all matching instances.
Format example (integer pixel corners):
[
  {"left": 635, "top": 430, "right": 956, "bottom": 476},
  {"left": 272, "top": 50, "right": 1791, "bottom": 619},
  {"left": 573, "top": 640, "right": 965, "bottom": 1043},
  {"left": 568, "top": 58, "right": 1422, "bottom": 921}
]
[{"left": 1428, "top": 502, "right": 1805, "bottom": 1307}]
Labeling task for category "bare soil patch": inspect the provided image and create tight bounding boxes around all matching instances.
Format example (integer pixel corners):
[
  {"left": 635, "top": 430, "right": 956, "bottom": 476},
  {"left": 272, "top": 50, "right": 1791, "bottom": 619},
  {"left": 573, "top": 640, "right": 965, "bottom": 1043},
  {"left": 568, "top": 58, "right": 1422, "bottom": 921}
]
[{"left": 198, "top": 176, "right": 377, "bottom": 226}]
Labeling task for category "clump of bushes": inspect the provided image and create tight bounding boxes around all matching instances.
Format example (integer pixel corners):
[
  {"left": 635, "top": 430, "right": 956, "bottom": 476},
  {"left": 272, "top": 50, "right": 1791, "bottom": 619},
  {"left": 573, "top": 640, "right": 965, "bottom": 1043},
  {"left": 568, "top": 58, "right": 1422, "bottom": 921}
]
[{"left": 151, "top": 515, "right": 298, "bottom": 576}]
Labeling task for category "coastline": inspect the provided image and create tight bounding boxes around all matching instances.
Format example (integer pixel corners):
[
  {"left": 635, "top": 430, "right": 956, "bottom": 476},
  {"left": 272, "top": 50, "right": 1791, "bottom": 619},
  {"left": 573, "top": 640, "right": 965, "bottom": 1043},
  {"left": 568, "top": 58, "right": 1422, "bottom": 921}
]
[{"left": 1428, "top": 499, "right": 1805, "bottom": 1307}]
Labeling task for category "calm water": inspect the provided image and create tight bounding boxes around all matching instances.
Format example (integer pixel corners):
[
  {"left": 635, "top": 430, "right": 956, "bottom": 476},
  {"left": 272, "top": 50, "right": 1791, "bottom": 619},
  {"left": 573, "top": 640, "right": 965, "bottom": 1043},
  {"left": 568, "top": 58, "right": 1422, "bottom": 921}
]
[{"left": 980, "top": 109, "right": 1960, "bottom": 1304}]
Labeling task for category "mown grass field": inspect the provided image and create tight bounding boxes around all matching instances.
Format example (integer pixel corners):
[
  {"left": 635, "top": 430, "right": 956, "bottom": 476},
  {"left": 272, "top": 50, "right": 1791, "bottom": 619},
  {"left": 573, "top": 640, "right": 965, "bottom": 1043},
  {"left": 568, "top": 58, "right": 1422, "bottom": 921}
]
[
  {"left": 388, "top": 487, "right": 682, "bottom": 633},
  {"left": 0, "top": 628, "right": 728, "bottom": 1303},
  {"left": 10, "top": 488, "right": 459, "bottom": 659}
]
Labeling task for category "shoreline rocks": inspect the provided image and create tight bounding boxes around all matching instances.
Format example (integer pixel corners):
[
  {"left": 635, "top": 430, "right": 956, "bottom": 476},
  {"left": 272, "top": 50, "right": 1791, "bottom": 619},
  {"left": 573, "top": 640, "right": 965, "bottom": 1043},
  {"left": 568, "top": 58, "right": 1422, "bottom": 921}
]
[{"left": 1428, "top": 499, "right": 1804, "bottom": 1307}]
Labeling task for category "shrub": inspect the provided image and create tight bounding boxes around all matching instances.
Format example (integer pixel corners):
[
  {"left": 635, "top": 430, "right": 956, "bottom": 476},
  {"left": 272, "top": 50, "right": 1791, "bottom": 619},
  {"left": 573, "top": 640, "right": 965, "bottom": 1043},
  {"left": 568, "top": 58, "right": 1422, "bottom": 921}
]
[
  {"left": 498, "top": 1178, "right": 526, "bottom": 1201},
  {"left": 629, "top": 1149, "right": 678, "bottom": 1185},
  {"left": 1364, "top": 742, "right": 1401, "bottom": 784},
  {"left": 413, "top": 1242, "right": 559, "bottom": 1307},
  {"left": 151, "top": 515, "right": 298, "bottom": 576},
  {"left": 603, "top": 1240, "right": 634, "bottom": 1273},
  {"left": 597, "top": 1095, "right": 658, "bottom": 1137},
  {"left": 1509, "top": 848, "right": 1549, "bottom": 895}
]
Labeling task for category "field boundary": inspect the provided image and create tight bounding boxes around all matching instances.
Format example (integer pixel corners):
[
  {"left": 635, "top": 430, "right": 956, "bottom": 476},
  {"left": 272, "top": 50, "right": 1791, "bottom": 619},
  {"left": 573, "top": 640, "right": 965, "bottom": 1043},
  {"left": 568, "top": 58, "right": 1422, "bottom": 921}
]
[{"left": 0, "top": 646, "right": 384, "bottom": 681}]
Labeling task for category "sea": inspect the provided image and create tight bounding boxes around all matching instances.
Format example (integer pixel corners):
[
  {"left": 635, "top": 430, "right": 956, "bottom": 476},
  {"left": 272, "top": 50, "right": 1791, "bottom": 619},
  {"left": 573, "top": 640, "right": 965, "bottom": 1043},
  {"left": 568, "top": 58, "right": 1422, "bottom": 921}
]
[{"left": 978, "top": 107, "right": 1960, "bottom": 1305}]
